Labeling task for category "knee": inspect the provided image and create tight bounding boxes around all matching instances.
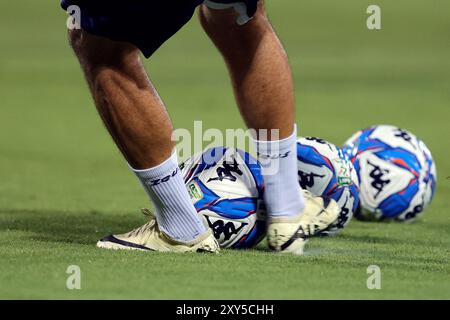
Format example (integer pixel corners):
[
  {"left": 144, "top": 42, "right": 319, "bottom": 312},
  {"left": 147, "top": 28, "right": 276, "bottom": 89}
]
[
  {"left": 199, "top": 5, "right": 236, "bottom": 34},
  {"left": 199, "top": 2, "right": 268, "bottom": 39}
]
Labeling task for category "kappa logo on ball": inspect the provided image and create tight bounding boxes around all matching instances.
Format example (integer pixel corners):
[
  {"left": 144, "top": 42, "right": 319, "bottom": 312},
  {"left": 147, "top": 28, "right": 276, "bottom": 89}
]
[
  {"left": 394, "top": 128, "right": 417, "bottom": 150},
  {"left": 298, "top": 171, "right": 325, "bottom": 189},
  {"left": 305, "top": 137, "right": 327, "bottom": 145},
  {"left": 367, "top": 160, "right": 391, "bottom": 199},
  {"left": 204, "top": 215, "right": 248, "bottom": 241},
  {"left": 334, "top": 196, "right": 351, "bottom": 229},
  {"left": 404, "top": 204, "right": 424, "bottom": 220},
  {"left": 208, "top": 159, "right": 243, "bottom": 183}
]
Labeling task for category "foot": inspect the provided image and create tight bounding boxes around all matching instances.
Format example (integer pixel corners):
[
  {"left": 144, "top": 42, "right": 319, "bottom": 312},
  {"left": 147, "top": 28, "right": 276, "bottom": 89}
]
[
  {"left": 267, "top": 191, "right": 340, "bottom": 254},
  {"left": 97, "top": 209, "right": 220, "bottom": 253}
]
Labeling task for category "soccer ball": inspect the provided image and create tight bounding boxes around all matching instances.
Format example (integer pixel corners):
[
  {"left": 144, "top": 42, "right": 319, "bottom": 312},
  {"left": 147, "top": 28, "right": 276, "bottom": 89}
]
[
  {"left": 342, "top": 125, "right": 437, "bottom": 221},
  {"left": 297, "top": 137, "right": 360, "bottom": 235},
  {"left": 180, "top": 147, "right": 266, "bottom": 248}
]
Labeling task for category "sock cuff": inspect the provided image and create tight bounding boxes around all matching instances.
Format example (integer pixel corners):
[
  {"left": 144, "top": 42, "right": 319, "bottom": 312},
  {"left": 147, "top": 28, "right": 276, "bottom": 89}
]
[
  {"left": 130, "top": 151, "right": 179, "bottom": 179},
  {"left": 252, "top": 124, "right": 298, "bottom": 152}
]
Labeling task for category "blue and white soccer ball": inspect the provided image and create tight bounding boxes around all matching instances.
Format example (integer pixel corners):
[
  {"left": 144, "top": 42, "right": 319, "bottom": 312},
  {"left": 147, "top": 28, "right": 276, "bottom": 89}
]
[
  {"left": 180, "top": 147, "right": 266, "bottom": 248},
  {"left": 343, "top": 125, "right": 437, "bottom": 222},
  {"left": 297, "top": 137, "right": 360, "bottom": 235}
]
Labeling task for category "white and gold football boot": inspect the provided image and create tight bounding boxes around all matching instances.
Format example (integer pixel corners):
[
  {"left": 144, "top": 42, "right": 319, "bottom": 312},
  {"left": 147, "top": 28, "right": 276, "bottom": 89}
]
[
  {"left": 97, "top": 209, "right": 220, "bottom": 253},
  {"left": 267, "top": 190, "right": 340, "bottom": 255}
]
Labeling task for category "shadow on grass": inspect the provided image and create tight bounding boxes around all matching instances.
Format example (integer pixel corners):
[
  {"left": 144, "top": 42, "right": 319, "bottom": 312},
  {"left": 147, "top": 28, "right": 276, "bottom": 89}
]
[
  {"left": 0, "top": 208, "right": 274, "bottom": 253},
  {"left": 0, "top": 208, "right": 144, "bottom": 245},
  {"left": 338, "top": 234, "right": 402, "bottom": 244},
  {"left": 3, "top": 208, "right": 445, "bottom": 257},
  {"left": 339, "top": 233, "right": 448, "bottom": 249}
]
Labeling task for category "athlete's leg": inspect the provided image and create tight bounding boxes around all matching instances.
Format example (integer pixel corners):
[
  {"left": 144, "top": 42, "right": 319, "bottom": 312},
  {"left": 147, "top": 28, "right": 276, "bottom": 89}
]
[
  {"left": 69, "top": 30, "right": 208, "bottom": 243},
  {"left": 199, "top": 1, "right": 295, "bottom": 139},
  {"left": 69, "top": 30, "right": 172, "bottom": 168},
  {"left": 199, "top": 2, "right": 304, "bottom": 218},
  {"left": 201, "top": 1, "right": 340, "bottom": 254}
]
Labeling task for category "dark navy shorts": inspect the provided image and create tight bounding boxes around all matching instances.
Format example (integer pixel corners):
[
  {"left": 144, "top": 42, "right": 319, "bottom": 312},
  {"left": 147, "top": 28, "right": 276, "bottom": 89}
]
[{"left": 61, "top": 0, "right": 259, "bottom": 58}]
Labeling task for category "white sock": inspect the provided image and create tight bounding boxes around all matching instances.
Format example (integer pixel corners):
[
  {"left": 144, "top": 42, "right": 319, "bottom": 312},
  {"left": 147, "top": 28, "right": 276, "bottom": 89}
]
[
  {"left": 253, "top": 125, "right": 305, "bottom": 217},
  {"left": 131, "top": 151, "right": 207, "bottom": 242}
]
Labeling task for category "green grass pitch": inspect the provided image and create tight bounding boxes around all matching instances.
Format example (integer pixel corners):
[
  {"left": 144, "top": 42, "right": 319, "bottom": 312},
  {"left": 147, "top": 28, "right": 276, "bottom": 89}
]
[{"left": 0, "top": 0, "right": 449, "bottom": 299}]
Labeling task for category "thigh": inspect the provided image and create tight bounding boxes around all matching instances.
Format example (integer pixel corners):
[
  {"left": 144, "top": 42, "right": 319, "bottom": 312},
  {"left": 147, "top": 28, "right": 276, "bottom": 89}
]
[{"left": 61, "top": 0, "right": 203, "bottom": 58}]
